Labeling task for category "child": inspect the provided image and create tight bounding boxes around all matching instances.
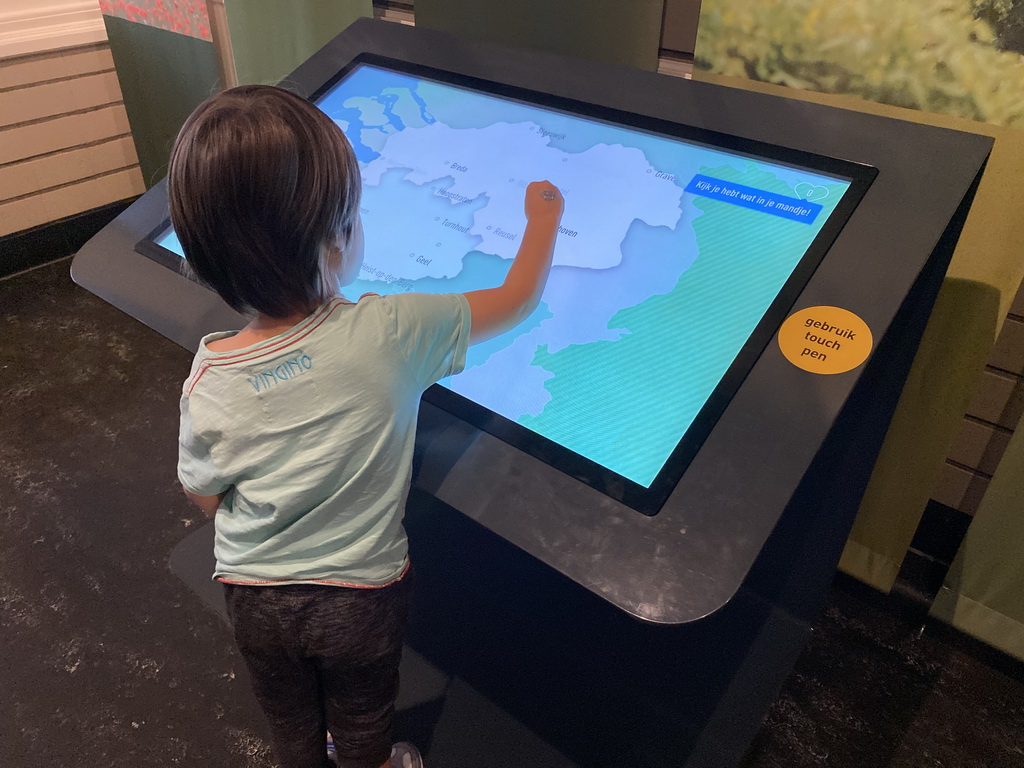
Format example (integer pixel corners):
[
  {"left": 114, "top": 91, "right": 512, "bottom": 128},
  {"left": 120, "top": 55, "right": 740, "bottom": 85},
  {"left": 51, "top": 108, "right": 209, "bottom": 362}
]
[{"left": 168, "top": 84, "right": 562, "bottom": 768}]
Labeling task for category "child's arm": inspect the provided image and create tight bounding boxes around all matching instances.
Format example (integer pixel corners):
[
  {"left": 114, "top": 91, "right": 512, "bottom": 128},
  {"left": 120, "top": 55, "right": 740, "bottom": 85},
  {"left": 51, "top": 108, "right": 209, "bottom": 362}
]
[
  {"left": 463, "top": 181, "right": 563, "bottom": 344},
  {"left": 182, "top": 487, "right": 226, "bottom": 518}
]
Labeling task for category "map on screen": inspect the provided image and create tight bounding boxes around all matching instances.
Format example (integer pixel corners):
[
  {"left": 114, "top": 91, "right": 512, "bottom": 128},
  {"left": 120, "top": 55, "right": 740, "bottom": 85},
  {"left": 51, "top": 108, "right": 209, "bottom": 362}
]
[{"left": 156, "top": 62, "right": 859, "bottom": 495}]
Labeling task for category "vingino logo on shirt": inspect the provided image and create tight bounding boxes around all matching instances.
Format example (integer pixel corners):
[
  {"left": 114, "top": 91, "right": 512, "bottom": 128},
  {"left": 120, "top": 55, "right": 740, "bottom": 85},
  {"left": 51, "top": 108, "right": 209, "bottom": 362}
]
[{"left": 246, "top": 350, "right": 313, "bottom": 393}]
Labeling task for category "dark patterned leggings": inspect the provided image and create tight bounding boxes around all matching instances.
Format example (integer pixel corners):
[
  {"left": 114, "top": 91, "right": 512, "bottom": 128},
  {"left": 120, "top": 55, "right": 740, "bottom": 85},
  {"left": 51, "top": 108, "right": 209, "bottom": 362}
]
[{"left": 223, "top": 574, "right": 411, "bottom": 768}]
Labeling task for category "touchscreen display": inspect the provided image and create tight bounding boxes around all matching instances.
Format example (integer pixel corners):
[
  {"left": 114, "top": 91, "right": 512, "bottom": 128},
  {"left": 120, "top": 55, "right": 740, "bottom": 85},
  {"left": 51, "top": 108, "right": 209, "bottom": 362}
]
[{"left": 147, "top": 60, "right": 874, "bottom": 513}]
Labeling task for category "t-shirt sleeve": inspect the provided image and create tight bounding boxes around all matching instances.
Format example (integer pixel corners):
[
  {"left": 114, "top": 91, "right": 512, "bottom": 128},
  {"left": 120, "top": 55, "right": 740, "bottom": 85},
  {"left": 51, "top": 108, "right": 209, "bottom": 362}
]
[
  {"left": 177, "top": 392, "right": 231, "bottom": 496},
  {"left": 380, "top": 292, "right": 471, "bottom": 389}
]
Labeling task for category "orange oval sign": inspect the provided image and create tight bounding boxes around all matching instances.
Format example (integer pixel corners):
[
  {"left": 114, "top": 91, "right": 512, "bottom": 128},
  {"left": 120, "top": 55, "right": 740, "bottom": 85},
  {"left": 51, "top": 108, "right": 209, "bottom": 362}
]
[{"left": 778, "top": 306, "right": 873, "bottom": 374}]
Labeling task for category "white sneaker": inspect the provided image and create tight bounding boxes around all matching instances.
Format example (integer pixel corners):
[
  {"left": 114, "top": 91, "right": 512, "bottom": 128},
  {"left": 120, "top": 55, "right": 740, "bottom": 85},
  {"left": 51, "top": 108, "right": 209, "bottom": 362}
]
[
  {"left": 326, "top": 732, "right": 338, "bottom": 766},
  {"left": 390, "top": 741, "right": 424, "bottom": 768}
]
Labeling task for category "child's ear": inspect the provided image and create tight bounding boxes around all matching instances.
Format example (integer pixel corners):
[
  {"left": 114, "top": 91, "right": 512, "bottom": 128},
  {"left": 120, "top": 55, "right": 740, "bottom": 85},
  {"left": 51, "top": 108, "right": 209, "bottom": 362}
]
[{"left": 323, "top": 236, "right": 344, "bottom": 271}]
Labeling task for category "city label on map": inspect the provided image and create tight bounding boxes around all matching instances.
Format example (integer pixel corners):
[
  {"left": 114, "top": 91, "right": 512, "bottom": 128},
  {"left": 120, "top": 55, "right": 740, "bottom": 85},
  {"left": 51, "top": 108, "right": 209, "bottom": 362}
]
[{"left": 777, "top": 306, "right": 873, "bottom": 374}]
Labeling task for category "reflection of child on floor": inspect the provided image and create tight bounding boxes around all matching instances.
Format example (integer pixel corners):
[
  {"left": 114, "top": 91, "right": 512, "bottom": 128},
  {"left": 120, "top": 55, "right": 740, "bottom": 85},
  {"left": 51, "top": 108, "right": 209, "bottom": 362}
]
[{"left": 168, "top": 84, "right": 562, "bottom": 768}]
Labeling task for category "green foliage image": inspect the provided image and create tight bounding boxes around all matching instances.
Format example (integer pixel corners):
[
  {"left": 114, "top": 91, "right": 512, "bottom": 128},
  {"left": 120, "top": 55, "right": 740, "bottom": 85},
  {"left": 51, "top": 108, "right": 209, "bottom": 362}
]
[
  {"left": 973, "top": 0, "right": 1024, "bottom": 53},
  {"left": 696, "top": 0, "right": 1024, "bottom": 128}
]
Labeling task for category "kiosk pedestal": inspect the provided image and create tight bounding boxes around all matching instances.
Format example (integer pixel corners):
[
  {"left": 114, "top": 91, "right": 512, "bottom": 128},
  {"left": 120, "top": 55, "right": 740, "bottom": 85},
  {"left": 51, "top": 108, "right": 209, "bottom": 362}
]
[{"left": 73, "top": 18, "right": 991, "bottom": 767}]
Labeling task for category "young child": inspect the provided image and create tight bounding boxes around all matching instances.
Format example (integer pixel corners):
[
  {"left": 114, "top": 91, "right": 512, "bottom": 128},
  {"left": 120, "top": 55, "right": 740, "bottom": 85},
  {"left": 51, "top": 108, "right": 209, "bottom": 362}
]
[{"left": 168, "top": 84, "right": 562, "bottom": 768}]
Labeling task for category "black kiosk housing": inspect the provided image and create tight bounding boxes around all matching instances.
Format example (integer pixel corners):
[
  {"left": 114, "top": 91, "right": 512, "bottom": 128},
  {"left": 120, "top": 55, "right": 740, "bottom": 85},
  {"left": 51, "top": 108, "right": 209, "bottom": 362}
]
[{"left": 72, "top": 18, "right": 992, "bottom": 768}]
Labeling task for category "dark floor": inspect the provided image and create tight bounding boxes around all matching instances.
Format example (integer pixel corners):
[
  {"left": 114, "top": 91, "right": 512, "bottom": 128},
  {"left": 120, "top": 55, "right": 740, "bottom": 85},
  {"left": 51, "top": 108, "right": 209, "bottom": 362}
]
[{"left": 3, "top": 256, "right": 1024, "bottom": 768}]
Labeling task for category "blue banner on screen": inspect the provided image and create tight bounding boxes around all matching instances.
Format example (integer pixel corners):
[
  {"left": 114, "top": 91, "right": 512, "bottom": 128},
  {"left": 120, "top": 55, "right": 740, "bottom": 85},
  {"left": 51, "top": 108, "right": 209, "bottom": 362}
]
[
  {"left": 684, "top": 174, "right": 824, "bottom": 224},
  {"left": 160, "top": 63, "right": 856, "bottom": 489}
]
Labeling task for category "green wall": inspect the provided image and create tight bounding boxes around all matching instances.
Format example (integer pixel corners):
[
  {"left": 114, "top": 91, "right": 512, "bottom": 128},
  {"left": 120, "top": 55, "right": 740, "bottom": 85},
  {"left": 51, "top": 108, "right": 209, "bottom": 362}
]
[
  {"left": 103, "top": 15, "right": 220, "bottom": 187},
  {"left": 224, "top": 0, "right": 372, "bottom": 87},
  {"left": 415, "top": 0, "right": 666, "bottom": 71},
  {"left": 932, "top": 423, "right": 1024, "bottom": 661}
]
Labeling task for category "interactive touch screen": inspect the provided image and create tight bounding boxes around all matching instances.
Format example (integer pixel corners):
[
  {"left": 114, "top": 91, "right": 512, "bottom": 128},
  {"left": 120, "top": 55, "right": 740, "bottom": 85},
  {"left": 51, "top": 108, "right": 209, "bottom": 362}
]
[{"left": 142, "top": 59, "right": 875, "bottom": 514}]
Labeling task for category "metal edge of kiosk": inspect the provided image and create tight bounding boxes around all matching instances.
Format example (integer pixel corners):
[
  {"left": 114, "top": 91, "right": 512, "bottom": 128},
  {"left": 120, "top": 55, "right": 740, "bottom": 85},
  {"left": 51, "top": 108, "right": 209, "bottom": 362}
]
[{"left": 72, "top": 18, "right": 992, "bottom": 631}]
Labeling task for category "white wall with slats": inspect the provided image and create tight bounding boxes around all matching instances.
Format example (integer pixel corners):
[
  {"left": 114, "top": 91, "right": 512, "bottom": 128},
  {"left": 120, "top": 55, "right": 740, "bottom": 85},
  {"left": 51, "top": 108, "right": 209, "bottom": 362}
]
[{"left": 0, "top": 10, "right": 144, "bottom": 240}]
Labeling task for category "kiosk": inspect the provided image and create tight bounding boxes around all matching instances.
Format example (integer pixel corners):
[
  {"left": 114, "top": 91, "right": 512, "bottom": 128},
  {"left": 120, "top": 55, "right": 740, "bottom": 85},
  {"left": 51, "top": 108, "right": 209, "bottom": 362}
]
[{"left": 72, "top": 18, "right": 991, "bottom": 767}]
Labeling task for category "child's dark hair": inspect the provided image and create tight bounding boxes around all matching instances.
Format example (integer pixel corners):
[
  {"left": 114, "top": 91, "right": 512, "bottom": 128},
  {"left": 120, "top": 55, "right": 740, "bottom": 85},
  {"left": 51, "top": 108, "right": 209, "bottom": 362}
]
[{"left": 168, "top": 85, "right": 361, "bottom": 318}]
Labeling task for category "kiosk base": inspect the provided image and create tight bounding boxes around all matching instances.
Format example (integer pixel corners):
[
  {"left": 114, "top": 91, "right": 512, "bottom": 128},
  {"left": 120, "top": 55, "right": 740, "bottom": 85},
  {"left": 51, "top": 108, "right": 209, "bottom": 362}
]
[
  {"left": 170, "top": 493, "right": 813, "bottom": 768},
  {"left": 167, "top": 206, "right": 970, "bottom": 765}
]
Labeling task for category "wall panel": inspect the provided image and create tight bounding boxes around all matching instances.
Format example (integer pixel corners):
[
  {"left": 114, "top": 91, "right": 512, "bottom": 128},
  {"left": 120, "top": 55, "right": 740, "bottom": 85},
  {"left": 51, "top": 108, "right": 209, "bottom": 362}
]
[
  {"left": 936, "top": 279, "right": 1024, "bottom": 518},
  {"left": 0, "top": 104, "right": 132, "bottom": 165},
  {"left": 0, "top": 167, "right": 144, "bottom": 236},
  {"left": 0, "top": 44, "right": 113, "bottom": 89},
  {"left": 0, "top": 39, "right": 142, "bottom": 241},
  {"left": 0, "top": 70, "right": 124, "bottom": 128}
]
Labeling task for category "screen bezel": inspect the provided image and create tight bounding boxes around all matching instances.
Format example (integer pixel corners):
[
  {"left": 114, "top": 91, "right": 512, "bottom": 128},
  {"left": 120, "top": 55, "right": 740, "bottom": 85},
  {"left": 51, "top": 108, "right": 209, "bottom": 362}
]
[{"left": 136, "top": 53, "right": 877, "bottom": 516}]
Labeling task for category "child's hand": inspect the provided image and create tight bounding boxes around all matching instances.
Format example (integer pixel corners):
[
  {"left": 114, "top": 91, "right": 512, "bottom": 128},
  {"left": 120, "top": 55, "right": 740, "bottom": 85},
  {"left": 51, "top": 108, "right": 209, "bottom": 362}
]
[
  {"left": 464, "top": 181, "right": 563, "bottom": 344},
  {"left": 524, "top": 181, "right": 564, "bottom": 224}
]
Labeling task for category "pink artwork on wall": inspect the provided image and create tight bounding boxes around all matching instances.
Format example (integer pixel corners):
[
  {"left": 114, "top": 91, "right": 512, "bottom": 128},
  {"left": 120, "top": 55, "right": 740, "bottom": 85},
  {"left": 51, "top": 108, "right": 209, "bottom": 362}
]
[{"left": 99, "top": 0, "right": 211, "bottom": 41}]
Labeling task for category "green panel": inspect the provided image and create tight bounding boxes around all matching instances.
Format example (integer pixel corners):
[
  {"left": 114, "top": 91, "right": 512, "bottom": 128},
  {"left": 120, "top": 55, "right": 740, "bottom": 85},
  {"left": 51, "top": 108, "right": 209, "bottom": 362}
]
[
  {"left": 415, "top": 0, "right": 666, "bottom": 71},
  {"left": 103, "top": 15, "right": 220, "bottom": 187},
  {"left": 838, "top": 277, "right": 1001, "bottom": 591},
  {"left": 224, "top": 0, "right": 372, "bottom": 87},
  {"left": 932, "top": 425, "right": 1024, "bottom": 661}
]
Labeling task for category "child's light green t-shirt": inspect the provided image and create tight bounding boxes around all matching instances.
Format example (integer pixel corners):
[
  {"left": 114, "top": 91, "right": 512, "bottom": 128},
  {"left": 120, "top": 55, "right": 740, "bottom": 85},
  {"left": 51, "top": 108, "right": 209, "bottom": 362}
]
[{"left": 177, "top": 293, "right": 470, "bottom": 587}]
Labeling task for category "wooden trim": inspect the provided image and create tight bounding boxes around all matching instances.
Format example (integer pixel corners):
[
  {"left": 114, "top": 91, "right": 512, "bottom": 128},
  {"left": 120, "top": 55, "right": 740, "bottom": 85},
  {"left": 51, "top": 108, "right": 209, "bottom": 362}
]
[
  {"left": 0, "top": 44, "right": 114, "bottom": 90},
  {"left": 207, "top": 0, "right": 236, "bottom": 89},
  {"left": 1011, "top": 278, "right": 1024, "bottom": 318},
  {"left": 0, "top": 166, "right": 145, "bottom": 236},
  {"left": 947, "top": 417, "right": 1013, "bottom": 477},
  {"left": 933, "top": 460, "right": 991, "bottom": 516},
  {"left": 988, "top": 316, "right": 1024, "bottom": 376},
  {"left": 0, "top": 103, "right": 133, "bottom": 165},
  {"left": 0, "top": 196, "right": 136, "bottom": 278},
  {"left": 1, "top": 136, "right": 138, "bottom": 203},
  {"left": 965, "top": 368, "right": 1024, "bottom": 430},
  {"left": 0, "top": 2, "right": 107, "bottom": 59},
  {"left": 0, "top": 70, "right": 124, "bottom": 128}
]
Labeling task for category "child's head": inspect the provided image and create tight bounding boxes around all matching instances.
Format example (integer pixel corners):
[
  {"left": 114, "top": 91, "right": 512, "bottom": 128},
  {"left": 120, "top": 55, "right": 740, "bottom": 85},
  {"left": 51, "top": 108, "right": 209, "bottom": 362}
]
[{"left": 168, "top": 85, "right": 362, "bottom": 318}]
